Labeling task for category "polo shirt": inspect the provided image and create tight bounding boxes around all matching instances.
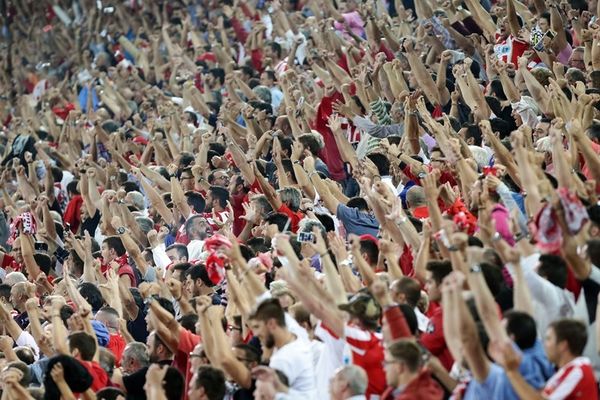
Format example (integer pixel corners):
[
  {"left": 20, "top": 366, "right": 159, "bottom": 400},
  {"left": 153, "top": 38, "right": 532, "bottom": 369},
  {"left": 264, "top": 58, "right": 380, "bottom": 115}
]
[{"left": 336, "top": 204, "right": 379, "bottom": 237}]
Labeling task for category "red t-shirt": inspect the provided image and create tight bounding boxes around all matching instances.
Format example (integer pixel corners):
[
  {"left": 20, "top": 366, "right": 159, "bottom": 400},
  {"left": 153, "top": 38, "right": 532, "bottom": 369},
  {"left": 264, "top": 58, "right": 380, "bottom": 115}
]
[
  {"left": 277, "top": 203, "right": 303, "bottom": 233},
  {"left": 107, "top": 333, "right": 126, "bottom": 367},
  {"left": 173, "top": 328, "right": 201, "bottom": 400},
  {"left": 420, "top": 307, "right": 454, "bottom": 371},
  {"left": 79, "top": 360, "right": 110, "bottom": 392},
  {"left": 542, "top": 357, "right": 598, "bottom": 400},
  {"left": 343, "top": 324, "right": 386, "bottom": 397}
]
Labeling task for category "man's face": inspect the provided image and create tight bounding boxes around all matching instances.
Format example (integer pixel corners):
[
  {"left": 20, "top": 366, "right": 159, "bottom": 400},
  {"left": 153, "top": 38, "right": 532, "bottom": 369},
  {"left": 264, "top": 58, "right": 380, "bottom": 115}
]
[
  {"left": 11, "top": 239, "right": 22, "bottom": 264},
  {"left": 424, "top": 271, "right": 441, "bottom": 302},
  {"left": 147, "top": 333, "right": 161, "bottom": 363},
  {"left": 101, "top": 243, "right": 113, "bottom": 263},
  {"left": 260, "top": 72, "right": 274, "bottom": 87},
  {"left": 185, "top": 275, "right": 199, "bottom": 297},
  {"left": 383, "top": 350, "right": 400, "bottom": 387},
  {"left": 543, "top": 327, "right": 559, "bottom": 365},
  {"left": 534, "top": 122, "right": 550, "bottom": 141},
  {"left": 211, "top": 170, "right": 229, "bottom": 187},
  {"left": 429, "top": 151, "right": 445, "bottom": 170},
  {"left": 180, "top": 172, "right": 195, "bottom": 191},
  {"left": 248, "top": 319, "right": 275, "bottom": 349},
  {"left": 9, "top": 287, "right": 20, "bottom": 309},
  {"left": 568, "top": 51, "right": 585, "bottom": 70},
  {"left": 166, "top": 248, "right": 186, "bottom": 264},
  {"left": 189, "top": 344, "right": 207, "bottom": 374}
]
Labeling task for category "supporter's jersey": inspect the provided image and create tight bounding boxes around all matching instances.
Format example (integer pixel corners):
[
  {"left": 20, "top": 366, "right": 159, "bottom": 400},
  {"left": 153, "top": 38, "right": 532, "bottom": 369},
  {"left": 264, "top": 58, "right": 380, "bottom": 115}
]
[
  {"left": 343, "top": 324, "right": 386, "bottom": 398},
  {"left": 542, "top": 357, "right": 598, "bottom": 400}
]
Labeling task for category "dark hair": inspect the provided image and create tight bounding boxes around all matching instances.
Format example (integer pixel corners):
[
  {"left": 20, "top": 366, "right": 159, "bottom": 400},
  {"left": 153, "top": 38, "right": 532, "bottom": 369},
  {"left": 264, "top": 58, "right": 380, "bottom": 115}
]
[
  {"left": 315, "top": 213, "right": 335, "bottom": 232},
  {"left": 103, "top": 236, "right": 126, "bottom": 257},
  {"left": 163, "top": 366, "right": 186, "bottom": 400},
  {"left": 193, "top": 366, "right": 226, "bottom": 400},
  {"left": 366, "top": 153, "right": 390, "bottom": 176},
  {"left": 156, "top": 297, "right": 176, "bottom": 317},
  {"left": 262, "top": 69, "right": 276, "bottom": 81},
  {"left": 186, "top": 264, "right": 215, "bottom": 288},
  {"left": 463, "top": 123, "right": 483, "bottom": 146},
  {"left": 359, "top": 239, "right": 379, "bottom": 264},
  {"left": 347, "top": 197, "right": 369, "bottom": 211},
  {"left": 14, "top": 346, "right": 35, "bottom": 365},
  {"left": 490, "top": 118, "right": 513, "bottom": 139},
  {"left": 250, "top": 298, "right": 286, "bottom": 327},
  {"left": 233, "top": 344, "right": 261, "bottom": 364},
  {"left": 586, "top": 120, "right": 600, "bottom": 142},
  {"left": 96, "top": 387, "right": 125, "bottom": 400},
  {"left": 298, "top": 135, "right": 321, "bottom": 156},
  {"left": 538, "top": 254, "right": 568, "bottom": 289},
  {"left": 268, "top": 42, "right": 282, "bottom": 59},
  {"left": 179, "top": 313, "right": 199, "bottom": 332},
  {"left": 67, "top": 180, "right": 80, "bottom": 196},
  {"left": 171, "top": 262, "right": 192, "bottom": 277},
  {"left": 166, "top": 244, "right": 189, "bottom": 261},
  {"left": 78, "top": 283, "right": 104, "bottom": 312},
  {"left": 208, "top": 186, "right": 230, "bottom": 208},
  {"left": 33, "top": 253, "right": 53, "bottom": 275},
  {"left": 209, "top": 68, "right": 225, "bottom": 85},
  {"left": 0, "top": 283, "right": 10, "bottom": 300},
  {"left": 68, "top": 331, "right": 97, "bottom": 361},
  {"left": 388, "top": 339, "right": 422, "bottom": 372},
  {"left": 549, "top": 318, "right": 588, "bottom": 356},
  {"left": 185, "top": 192, "right": 206, "bottom": 213},
  {"left": 121, "top": 181, "right": 140, "bottom": 193},
  {"left": 480, "top": 262, "right": 503, "bottom": 298},
  {"left": 504, "top": 310, "right": 537, "bottom": 350},
  {"left": 265, "top": 213, "right": 290, "bottom": 233},
  {"left": 425, "top": 260, "right": 453, "bottom": 285}
]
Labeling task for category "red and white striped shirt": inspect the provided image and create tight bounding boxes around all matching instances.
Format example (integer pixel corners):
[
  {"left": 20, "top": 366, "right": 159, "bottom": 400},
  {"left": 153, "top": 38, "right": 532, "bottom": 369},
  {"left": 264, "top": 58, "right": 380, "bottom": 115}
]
[{"left": 542, "top": 357, "right": 598, "bottom": 400}]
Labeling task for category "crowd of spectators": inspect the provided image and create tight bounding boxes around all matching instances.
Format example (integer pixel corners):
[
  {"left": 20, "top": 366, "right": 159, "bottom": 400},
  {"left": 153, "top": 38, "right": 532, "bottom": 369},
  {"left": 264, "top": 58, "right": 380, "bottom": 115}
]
[{"left": 2, "top": 0, "right": 600, "bottom": 399}]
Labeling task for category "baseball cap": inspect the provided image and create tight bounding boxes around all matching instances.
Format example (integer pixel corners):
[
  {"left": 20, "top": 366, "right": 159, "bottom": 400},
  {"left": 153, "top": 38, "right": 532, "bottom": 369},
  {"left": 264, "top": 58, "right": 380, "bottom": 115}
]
[{"left": 338, "top": 291, "right": 381, "bottom": 321}]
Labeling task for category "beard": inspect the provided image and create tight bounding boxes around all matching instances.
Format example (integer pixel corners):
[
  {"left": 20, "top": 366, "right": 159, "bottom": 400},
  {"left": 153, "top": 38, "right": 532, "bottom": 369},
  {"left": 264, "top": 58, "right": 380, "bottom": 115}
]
[
  {"left": 149, "top": 353, "right": 159, "bottom": 364},
  {"left": 264, "top": 333, "right": 276, "bottom": 349}
]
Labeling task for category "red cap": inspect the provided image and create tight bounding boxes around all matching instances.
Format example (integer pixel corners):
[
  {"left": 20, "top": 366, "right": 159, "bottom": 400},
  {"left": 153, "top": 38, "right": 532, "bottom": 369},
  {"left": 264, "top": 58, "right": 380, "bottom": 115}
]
[
  {"left": 132, "top": 136, "right": 149, "bottom": 145},
  {"left": 411, "top": 206, "right": 429, "bottom": 219},
  {"left": 359, "top": 234, "right": 379, "bottom": 247},
  {"left": 197, "top": 52, "right": 217, "bottom": 63}
]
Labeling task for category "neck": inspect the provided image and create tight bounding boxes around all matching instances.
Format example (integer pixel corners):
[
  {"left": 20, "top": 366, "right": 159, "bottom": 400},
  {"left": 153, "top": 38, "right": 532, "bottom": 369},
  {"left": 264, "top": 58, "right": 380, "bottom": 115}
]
[
  {"left": 274, "top": 329, "right": 295, "bottom": 349},
  {"left": 199, "top": 286, "right": 214, "bottom": 296},
  {"left": 557, "top": 353, "right": 578, "bottom": 368},
  {"left": 397, "top": 371, "right": 418, "bottom": 388}
]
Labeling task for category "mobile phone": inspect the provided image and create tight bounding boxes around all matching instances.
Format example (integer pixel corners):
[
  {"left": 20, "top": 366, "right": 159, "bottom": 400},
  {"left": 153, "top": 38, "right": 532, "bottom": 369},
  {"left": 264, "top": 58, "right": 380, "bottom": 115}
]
[
  {"left": 533, "top": 40, "right": 544, "bottom": 52},
  {"left": 298, "top": 232, "right": 315, "bottom": 243},
  {"left": 103, "top": 7, "right": 115, "bottom": 13},
  {"left": 545, "top": 30, "right": 556, "bottom": 40}
]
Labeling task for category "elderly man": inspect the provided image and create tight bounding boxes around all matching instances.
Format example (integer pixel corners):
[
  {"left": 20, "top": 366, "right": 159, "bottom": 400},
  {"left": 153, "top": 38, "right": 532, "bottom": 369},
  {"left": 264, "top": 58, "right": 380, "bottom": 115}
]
[{"left": 330, "top": 365, "right": 368, "bottom": 400}]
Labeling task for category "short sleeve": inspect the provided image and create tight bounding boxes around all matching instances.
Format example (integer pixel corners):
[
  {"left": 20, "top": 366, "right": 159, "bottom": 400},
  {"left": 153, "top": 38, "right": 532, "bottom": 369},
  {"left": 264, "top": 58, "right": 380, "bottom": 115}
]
[{"left": 177, "top": 328, "right": 201, "bottom": 354}]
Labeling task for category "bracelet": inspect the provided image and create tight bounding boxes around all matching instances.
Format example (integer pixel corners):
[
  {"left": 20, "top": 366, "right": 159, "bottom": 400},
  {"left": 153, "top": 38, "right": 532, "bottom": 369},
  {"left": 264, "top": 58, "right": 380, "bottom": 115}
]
[
  {"left": 308, "top": 171, "right": 319, "bottom": 178},
  {"left": 373, "top": 175, "right": 382, "bottom": 181},
  {"left": 293, "top": 160, "right": 302, "bottom": 165}
]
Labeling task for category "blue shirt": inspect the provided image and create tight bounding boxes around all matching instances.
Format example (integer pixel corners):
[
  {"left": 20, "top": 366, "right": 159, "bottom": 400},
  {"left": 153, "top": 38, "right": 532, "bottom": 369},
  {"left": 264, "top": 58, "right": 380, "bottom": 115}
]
[
  {"left": 464, "top": 341, "right": 553, "bottom": 400},
  {"left": 336, "top": 204, "right": 379, "bottom": 237}
]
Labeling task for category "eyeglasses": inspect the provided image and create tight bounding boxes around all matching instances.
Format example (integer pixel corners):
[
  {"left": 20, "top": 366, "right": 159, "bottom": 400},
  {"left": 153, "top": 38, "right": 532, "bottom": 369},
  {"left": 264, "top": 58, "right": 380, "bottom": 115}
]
[
  {"left": 228, "top": 326, "right": 242, "bottom": 332},
  {"left": 189, "top": 353, "right": 204, "bottom": 358}
]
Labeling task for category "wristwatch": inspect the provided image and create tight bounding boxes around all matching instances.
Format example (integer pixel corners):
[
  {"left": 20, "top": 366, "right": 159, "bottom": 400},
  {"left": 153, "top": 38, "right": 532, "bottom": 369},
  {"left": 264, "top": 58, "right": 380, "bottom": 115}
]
[
  {"left": 116, "top": 226, "right": 126, "bottom": 235},
  {"left": 470, "top": 264, "right": 482, "bottom": 273}
]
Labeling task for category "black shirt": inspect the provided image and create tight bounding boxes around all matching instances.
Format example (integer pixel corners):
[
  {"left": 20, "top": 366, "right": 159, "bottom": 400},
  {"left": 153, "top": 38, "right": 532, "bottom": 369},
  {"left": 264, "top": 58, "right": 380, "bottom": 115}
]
[{"left": 122, "top": 360, "right": 173, "bottom": 400}]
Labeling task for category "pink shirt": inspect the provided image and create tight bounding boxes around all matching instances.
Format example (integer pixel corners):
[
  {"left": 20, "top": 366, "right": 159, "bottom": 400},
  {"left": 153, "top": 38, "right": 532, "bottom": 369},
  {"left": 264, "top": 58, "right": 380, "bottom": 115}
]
[{"left": 333, "top": 11, "right": 365, "bottom": 40}]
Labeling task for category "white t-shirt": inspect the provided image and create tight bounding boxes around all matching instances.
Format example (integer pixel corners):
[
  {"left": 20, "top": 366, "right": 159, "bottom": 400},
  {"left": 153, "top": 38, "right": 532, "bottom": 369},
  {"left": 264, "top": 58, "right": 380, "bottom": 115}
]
[
  {"left": 270, "top": 338, "right": 317, "bottom": 399},
  {"left": 314, "top": 322, "right": 345, "bottom": 400},
  {"left": 187, "top": 239, "right": 204, "bottom": 261}
]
